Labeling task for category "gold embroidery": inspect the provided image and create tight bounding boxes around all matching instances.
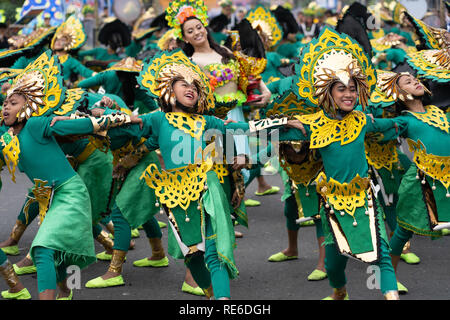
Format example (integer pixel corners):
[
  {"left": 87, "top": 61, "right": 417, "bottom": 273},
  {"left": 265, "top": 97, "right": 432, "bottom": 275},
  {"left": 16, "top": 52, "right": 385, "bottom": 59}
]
[
  {"left": 296, "top": 110, "right": 366, "bottom": 149},
  {"left": 111, "top": 139, "right": 146, "bottom": 166},
  {"left": 316, "top": 172, "right": 370, "bottom": 218},
  {"left": 279, "top": 154, "right": 323, "bottom": 186},
  {"left": 407, "top": 139, "right": 450, "bottom": 190},
  {"left": 58, "top": 54, "right": 69, "bottom": 64},
  {"left": 212, "top": 163, "right": 229, "bottom": 184},
  {"left": 54, "top": 88, "right": 85, "bottom": 115},
  {"left": 166, "top": 112, "right": 206, "bottom": 140},
  {"left": 406, "top": 105, "right": 449, "bottom": 133},
  {"left": 365, "top": 140, "right": 399, "bottom": 171},
  {"left": 1, "top": 130, "right": 20, "bottom": 183},
  {"left": 23, "top": 179, "right": 53, "bottom": 225},
  {"left": 140, "top": 159, "right": 214, "bottom": 211},
  {"left": 265, "top": 92, "right": 317, "bottom": 118}
]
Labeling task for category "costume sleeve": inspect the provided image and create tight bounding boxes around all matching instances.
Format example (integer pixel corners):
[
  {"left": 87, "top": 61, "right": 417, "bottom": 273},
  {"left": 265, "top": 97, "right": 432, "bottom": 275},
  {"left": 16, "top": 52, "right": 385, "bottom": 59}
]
[
  {"left": 77, "top": 48, "right": 99, "bottom": 59},
  {"left": 365, "top": 114, "right": 396, "bottom": 133},
  {"left": 78, "top": 72, "right": 105, "bottom": 89},
  {"left": 40, "top": 116, "right": 95, "bottom": 137},
  {"left": 68, "top": 57, "right": 94, "bottom": 79}
]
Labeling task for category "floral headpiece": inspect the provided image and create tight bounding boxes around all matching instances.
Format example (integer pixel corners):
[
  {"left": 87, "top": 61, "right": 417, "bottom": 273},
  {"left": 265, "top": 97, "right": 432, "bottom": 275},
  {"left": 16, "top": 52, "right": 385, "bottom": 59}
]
[
  {"left": 6, "top": 50, "right": 65, "bottom": 122},
  {"left": 166, "top": 0, "right": 209, "bottom": 40}
]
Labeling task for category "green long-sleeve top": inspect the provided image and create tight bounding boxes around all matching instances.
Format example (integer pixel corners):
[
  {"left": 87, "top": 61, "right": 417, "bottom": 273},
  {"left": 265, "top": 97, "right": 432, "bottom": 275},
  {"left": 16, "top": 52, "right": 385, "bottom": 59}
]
[
  {"left": 61, "top": 56, "right": 94, "bottom": 81},
  {"left": 393, "top": 107, "right": 450, "bottom": 157},
  {"left": 280, "top": 110, "right": 396, "bottom": 183},
  {"left": 2, "top": 116, "right": 95, "bottom": 187},
  {"left": 78, "top": 71, "right": 158, "bottom": 113},
  {"left": 78, "top": 71, "right": 122, "bottom": 96},
  {"left": 78, "top": 48, "right": 120, "bottom": 61},
  {"left": 56, "top": 92, "right": 125, "bottom": 159},
  {"left": 129, "top": 111, "right": 249, "bottom": 170}
]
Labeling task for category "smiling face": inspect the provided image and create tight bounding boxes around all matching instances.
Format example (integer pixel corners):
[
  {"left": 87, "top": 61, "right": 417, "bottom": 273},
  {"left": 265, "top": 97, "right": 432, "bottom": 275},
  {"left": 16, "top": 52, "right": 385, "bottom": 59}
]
[
  {"left": 172, "top": 79, "right": 199, "bottom": 108},
  {"left": 182, "top": 18, "right": 208, "bottom": 48},
  {"left": 53, "top": 35, "right": 69, "bottom": 51},
  {"left": 397, "top": 74, "right": 425, "bottom": 98},
  {"left": 2, "top": 94, "right": 26, "bottom": 126},
  {"left": 330, "top": 79, "right": 358, "bottom": 112}
]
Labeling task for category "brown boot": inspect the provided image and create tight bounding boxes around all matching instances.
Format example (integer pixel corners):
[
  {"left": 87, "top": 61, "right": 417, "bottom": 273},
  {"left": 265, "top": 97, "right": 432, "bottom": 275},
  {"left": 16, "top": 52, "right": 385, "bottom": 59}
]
[{"left": 0, "top": 261, "right": 31, "bottom": 299}]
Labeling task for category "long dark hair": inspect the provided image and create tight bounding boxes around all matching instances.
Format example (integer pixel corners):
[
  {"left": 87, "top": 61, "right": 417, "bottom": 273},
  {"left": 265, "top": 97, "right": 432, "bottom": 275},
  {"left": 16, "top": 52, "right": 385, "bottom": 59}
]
[
  {"left": 176, "top": 16, "right": 235, "bottom": 64},
  {"left": 117, "top": 71, "right": 137, "bottom": 108}
]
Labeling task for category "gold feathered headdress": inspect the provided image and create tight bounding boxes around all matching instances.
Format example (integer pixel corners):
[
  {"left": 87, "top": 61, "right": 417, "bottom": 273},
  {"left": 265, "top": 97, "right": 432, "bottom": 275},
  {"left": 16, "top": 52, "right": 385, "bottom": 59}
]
[
  {"left": 377, "top": 71, "right": 431, "bottom": 102},
  {"left": 5, "top": 50, "right": 65, "bottom": 122},
  {"left": 51, "top": 15, "right": 86, "bottom": 51},
  {"left": 295, "top": 27, "right": 376, "bottom": 116},
  {"left": 137, "top": 49, "right": 214, "bottom": 113}
]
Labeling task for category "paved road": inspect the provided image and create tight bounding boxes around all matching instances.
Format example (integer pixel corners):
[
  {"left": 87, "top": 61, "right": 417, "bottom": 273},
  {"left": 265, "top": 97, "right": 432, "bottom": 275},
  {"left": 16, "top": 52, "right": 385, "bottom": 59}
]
[{"left": 0, "top": 169, "right": 449, "bottom": 300}]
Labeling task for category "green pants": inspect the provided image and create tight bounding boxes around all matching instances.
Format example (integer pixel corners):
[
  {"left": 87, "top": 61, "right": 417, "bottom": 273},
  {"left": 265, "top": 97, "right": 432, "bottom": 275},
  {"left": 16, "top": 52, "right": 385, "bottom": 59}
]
[
  {"left": 325, "top": 238, "right": 397, "bottom": 295},
  {"left": 110, "top": 204, "right": 162, "bottom": 252},
  {"left": 17, "top": 192, "right": 39, "bottom": 226},
  {"left": 184, "top": 214, "right": 231, "bottom": 299},
  {"left": 389, "top": 225, "right": 414, "bottom": 256},
  {"left": 33, "top": 246, "right": 68, "bottom": 293},
  {"left": 284, "top": 195, "right": 324, "bottom": 238},
  {"left": 0, "top": 249, "right": 7, "bottom": 266},
  {"left": 379, "top": 194, "right": 399, "bottom": 233}
]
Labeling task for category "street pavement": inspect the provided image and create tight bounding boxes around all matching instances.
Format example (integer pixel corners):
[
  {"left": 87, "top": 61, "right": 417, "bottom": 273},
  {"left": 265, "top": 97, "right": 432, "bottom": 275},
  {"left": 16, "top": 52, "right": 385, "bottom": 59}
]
[{"left": 0, "top": 169, "right": 449, "bottom": 300}]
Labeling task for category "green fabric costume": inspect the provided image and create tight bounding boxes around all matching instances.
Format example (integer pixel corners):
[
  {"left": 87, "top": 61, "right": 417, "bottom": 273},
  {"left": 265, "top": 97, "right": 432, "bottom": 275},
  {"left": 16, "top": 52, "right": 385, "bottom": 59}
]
[
  {"left": 78, "top": 47, "right": 120, "bottom": 62},
  {"left": 0, "top": 116, "right": 98, "bottom": 271},
  {"left": 78, "top": 70, "right": 158, "bottom": 113},
  {"left": 392, "top": 107, "right": 450, "bottom": 236}
]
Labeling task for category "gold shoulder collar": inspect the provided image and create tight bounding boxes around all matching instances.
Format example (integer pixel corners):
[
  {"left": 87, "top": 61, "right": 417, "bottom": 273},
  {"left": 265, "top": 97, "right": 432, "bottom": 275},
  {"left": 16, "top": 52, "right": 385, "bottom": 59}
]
[
  {"left": 165, "top": 112, "right": 206, "bottom": 140},
  {"left": 296, "top": 110, "right": 366, "bottom": 148},
  {"left": 406, "top": 105, "right": 449, "bottom": 133}
]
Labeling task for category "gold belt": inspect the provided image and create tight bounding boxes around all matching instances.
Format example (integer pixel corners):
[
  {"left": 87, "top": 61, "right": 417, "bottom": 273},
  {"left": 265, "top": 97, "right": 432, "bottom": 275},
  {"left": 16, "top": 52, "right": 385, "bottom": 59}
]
[
  {"left": 112, "top": 138, "right": 146, "bottom": 167},
  {"left": 316, "top": 172, "right": 371, "bottom": 218},
  {"left": 408, "top": 139, "right": 450, "bottom": 190},
  {"left": 140, "top": 159, "right": 214, "bottom": 211},
  {"left": 75, "top": 142, "right": 97, "bottom": 164}
]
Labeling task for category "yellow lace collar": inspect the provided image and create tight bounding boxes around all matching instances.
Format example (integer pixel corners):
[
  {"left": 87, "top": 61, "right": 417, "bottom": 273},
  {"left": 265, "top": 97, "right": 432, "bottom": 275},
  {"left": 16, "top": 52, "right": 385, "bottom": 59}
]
[
  {"left": 1, "top": 129, "right": 20, "bottom": 183},
  {"left": 58, "top": 54, "right": 69, "bottom": 64},
  {"left": 406, "top": 105, "right": 449, "bottom": 133},
  {"left": 165, "top": 112, "right": 206, "bottom": 140},
  {"left": 296, "top": 110, "right": 366, "bottom": 148}
]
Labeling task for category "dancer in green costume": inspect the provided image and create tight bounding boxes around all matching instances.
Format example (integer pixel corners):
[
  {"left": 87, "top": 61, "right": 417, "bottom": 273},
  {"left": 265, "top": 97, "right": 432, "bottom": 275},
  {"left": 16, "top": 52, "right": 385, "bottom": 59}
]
[
  {"left": 0, "top": 50, "right": 141, "bottom": 299},
  {"left": 50, "top": 16, "right": 95, "bottom": 85},
  {"left": 282, "top": 27, "right": 400, "bottom": 300},
  {"left": 0, "top": 126, "right": 31, "bottom": 300},
  {"left": 134, "top": 48, "right": 283, "bottom": 299},
  {"left": 0, "top": 90, "right": 118, "bottom": 276},
  {"left": 261, "top": 91, "right": 327, "bottom": 281},
  {"left": 376, "top": 71, "right": 450, "bottom": 293}
]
